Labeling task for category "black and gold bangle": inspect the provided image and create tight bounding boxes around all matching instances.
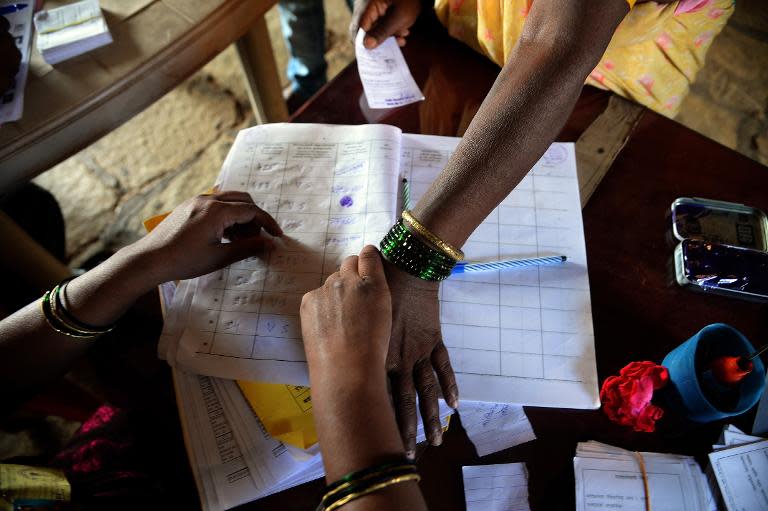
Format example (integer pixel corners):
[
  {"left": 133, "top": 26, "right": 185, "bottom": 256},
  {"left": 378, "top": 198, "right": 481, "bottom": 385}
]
[{"left": 380, "top": 220, "right": 456, "bottom": 281}]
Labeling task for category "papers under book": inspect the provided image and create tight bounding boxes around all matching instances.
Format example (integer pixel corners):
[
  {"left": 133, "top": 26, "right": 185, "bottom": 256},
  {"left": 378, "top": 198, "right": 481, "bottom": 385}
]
[{"left": 34, "top": 0, "right": 112, "bottom": 65}]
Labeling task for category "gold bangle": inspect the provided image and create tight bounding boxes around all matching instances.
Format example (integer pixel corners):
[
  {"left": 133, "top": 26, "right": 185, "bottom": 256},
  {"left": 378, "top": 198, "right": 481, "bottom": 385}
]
[
  {"left": 401, "top": 210, "right": 464, "bottom": 262},
  {"left": 325, "top": 473, "right": 421, "bottom": 511},
  {"left": 40, "top": 293, "right": 98, "bottom": 339},
  {"left": 323, "top": 464, "right": 416, "bottom": 502},
  {"left": 52, "top": 281, "right": 114, "bottom": 335}
]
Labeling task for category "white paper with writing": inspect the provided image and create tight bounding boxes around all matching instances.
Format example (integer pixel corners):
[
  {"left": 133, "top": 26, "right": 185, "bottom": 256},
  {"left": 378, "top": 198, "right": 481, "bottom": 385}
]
[
  {"left": 175, "top": 123, "right": 402, "bottom": 383},
  {"left": 708, "top": 439, "right": 768, "bottom": 511},
  {"left": 171, "top": 126, "right": 598, "bottom": 409},
  {"left": 463, "top": 463, "right": 530, "bottom": 511},
  {"left": 355, "top": 29, "right": 424, "bottom": 109},
  {"left": 574, "top": 441, "right": 713, "bottom": 511},
  {"left": 401, "top": 134, "right": 599, "bottom": 408},
  {"left": 459, "top": 401, "right": 535, "bottom": 457}
]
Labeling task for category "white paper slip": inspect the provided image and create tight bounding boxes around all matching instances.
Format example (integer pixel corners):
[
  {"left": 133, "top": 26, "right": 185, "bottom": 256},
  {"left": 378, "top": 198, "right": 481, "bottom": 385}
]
[
  {"left": 459, "top": 401, "right": 535, "bottom": 457},
  {"left": 354, "top": 28, "right": 424, "bottom": 109},
  {"left": 708, "top": 439, "right": 768, "bottom": 511},
  {"left": 463, "top": 463, "right": 530, "bottom": 511},
  {"left": 34, "top": 0, "right": 112, "bottom": 64},
  {"left": 0, "top": 1, "right": 33, "bottom": 124}
]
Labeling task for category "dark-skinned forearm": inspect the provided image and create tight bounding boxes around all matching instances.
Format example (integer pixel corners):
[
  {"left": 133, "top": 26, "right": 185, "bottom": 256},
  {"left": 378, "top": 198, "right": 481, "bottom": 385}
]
[
  {"left": 312, "top": 374, "right": 427, "bottom": 510},
  {"left": 0, "top": 245, "right": 158, "bottom": 396},
  {"left": 413, "top": 0, "right": 628, "bottom": 247}
]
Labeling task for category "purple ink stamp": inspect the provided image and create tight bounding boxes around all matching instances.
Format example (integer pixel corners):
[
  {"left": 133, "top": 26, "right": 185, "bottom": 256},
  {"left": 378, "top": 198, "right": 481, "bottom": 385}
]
[
  {"left": 542, "top": 145, "right": 567, "bottom": 166},
  {"left": 340, "top": 195, "right": 354, "bottom": 208}
]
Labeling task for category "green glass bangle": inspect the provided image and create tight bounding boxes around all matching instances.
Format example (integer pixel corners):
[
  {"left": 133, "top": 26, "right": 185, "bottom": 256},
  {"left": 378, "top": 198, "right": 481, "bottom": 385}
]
[{"left": 380, "top": 220, "right": 455, "bottom": 281}]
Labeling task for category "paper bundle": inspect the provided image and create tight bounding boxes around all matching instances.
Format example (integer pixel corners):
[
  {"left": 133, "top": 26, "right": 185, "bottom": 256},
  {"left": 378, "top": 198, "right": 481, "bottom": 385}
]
[
  {"left": 573, "top": 441, "right": 715, "bottom": 511},
  {"left": 34, "top": 0, "right": 112, "bottom": 65},
  {"left": 708, "top": 425, "right": 767, "bottom": 511}
]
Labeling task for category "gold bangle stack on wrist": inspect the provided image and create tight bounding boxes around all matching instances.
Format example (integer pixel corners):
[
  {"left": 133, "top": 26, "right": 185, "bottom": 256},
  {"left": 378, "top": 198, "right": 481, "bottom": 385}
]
[
  {"left": 316, "top": 460, "right": 420, "bottom": 511},
  {"left": 41, "top": 278, "right": 114, "bottom": 339}
]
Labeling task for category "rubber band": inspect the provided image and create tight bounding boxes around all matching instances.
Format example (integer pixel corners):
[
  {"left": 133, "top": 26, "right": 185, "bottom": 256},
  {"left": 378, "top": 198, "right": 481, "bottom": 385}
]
[{"left": 634, "top": 451, "right": 651, "bottom": 511}]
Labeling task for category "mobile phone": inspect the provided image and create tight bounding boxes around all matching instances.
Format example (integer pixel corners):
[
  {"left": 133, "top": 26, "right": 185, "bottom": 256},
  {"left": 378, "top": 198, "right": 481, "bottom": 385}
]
[{"left": 674, "top": 239, "right": 768, "bottom": 303}]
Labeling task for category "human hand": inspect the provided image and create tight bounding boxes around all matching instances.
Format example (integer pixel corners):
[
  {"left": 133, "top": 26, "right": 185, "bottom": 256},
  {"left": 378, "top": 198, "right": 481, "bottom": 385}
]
[
  {"left": 349, "top": 0, "right": 421, "bottom": 49},
  {"left": 384, "top": 259, "right": 458, "bottom": 457},
  {"left": 0, "top": 16, "right": 21, "bottom": 95},
  {"left": 132, "top": 191, "right": 282, "bottom": 285},
  {"left": 300, "top": 245, "right": 392, "bottom": 396}
]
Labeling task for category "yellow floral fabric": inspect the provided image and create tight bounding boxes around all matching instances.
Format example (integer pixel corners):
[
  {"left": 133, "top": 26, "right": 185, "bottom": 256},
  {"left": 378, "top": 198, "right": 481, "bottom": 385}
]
[{"left": 434, "top": 0, "right": 734, "bottom": 117}]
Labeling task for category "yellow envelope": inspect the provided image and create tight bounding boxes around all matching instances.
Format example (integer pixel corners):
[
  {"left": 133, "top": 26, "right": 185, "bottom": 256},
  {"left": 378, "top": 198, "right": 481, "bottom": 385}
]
[{"left": 237, "top": 381, "right": 317, "bottom": 449}]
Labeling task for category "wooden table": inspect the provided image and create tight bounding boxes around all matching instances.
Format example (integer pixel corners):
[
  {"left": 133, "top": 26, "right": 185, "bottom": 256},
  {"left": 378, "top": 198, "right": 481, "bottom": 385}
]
[
  {"left": 0, "top": 0, "right": 286, "bottom": 197},
  {"left": 245, "top": 13, "right": 768, "bottom": 511}
]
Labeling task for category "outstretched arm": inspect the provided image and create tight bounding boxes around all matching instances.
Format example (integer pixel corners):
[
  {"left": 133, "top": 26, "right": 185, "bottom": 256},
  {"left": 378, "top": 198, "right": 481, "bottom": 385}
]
[
  {"left": 0, "top": 192, "right": 281, "bottom": 398},
  {"left": 301, "top": 245, "right": 427, "bottom": 511},
  {"left": 383, "top": 0, "right": 631, "bottom": 456}
]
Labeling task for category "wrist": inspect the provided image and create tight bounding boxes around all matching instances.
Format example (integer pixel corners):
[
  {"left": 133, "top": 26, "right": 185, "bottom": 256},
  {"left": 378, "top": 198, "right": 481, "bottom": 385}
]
[{"left": 382, "top": 258, "right": 439, "bottom": 292}]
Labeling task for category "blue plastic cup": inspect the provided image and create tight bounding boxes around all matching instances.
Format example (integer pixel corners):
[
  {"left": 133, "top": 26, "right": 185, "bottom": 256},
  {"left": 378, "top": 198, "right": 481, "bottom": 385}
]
[{"left": 662, "top": 323, "right": 766, "bottom": 423}]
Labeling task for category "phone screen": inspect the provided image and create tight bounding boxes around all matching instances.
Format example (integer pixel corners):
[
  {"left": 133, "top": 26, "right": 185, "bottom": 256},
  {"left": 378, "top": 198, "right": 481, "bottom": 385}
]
[{"left": 682, "top": 240, "right": 768, "bottom": 297}]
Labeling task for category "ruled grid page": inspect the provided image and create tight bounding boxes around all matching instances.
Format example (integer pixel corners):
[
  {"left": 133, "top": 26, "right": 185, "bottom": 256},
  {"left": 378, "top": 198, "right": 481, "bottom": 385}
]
[
  {"left": 401, "top": 134, "right": 599, "bottom": 408},
  {"left": 462, "top": 463, "right": 530, "bottom": 511},
  {"left": 175, "top": 124, "right": 402, "bottom": 383}
]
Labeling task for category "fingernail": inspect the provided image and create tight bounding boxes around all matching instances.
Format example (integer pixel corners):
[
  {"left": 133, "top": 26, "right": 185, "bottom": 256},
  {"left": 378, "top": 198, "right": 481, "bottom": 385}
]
[
  {"left": 431, "top": 430, "right": 443, "bottom": 447},
  {"left": 364, "top": 36, "right": 376, "bottom": 49},
  {"left": 449, "top": 392, "right": 459, "bottom": 410},
  {"left": 405, "top": 450, "right": 415, "bottom": 460}
]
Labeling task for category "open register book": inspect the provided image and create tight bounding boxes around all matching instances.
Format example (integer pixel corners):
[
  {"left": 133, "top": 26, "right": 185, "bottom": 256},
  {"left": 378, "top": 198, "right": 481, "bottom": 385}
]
[{"left": 162, "top": 123, "right": 599, "bottom": 409}]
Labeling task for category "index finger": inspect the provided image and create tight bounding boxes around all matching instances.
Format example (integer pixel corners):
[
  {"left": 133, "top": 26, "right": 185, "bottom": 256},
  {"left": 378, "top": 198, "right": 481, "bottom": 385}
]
[
  {"left": 217, "top": 201, "right": 283, "bottom": 237},
  {"left": 357, "top": 245, "right": 384, "bottom": 280}
]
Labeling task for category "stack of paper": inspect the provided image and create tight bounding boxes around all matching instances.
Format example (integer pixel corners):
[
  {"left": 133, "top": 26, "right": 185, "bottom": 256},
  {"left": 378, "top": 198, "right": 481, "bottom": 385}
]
[
  {"left": 708, "top": 425, "right": 767, "bottom": 511},
  {"left": 34, "top": 0, "right": 112, "bottom": 65},
  {"left": 0, "top": 1, "right": 33, "bottom": 124},
  {"left": 573, "top": 441, "right": 715, "bottom": 511},
  {"left": 163, "top": 280, "right": 450, "bottom": 511},
  {"left": 463, "top": 463, "right": 530, "bottom": 511},
  {"left": 154, "top": 122, "right": 601, "bottom": 508}
]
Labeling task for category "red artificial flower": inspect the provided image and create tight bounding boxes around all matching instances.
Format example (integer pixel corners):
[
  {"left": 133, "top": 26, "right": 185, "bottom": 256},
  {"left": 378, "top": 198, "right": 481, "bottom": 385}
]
[{"left": 600, "top": 361, "right": 669, "bottom": 433}]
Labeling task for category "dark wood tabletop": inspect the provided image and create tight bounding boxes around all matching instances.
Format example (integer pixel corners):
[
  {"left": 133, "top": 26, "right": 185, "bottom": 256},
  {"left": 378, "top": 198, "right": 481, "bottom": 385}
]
[{"left": 245, "top": 13, "right": 768, "bottom": 511}]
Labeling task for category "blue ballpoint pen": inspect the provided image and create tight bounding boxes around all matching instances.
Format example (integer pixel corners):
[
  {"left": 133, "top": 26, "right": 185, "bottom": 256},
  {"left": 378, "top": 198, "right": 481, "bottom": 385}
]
[
  {"left": 452, "top": 255, "right": 567, "bottom": 274},
  {"left": 0, "top": 3, "right": 28, "bottom": 15}
]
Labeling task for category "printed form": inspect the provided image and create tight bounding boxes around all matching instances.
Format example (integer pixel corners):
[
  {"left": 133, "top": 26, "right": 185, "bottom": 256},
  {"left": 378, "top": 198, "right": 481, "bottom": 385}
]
[
  {"left": 709, "top": 439, "right": 768, "bottom": 511},
  {"left": 355, "top": 29, "right": 424, "bottom": 109},
  {"left": 172, "top": 125, "right": 599, "bottom": 409},
  {"left": 176, "top": 123, "right": 402, "bottom": 385}
]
